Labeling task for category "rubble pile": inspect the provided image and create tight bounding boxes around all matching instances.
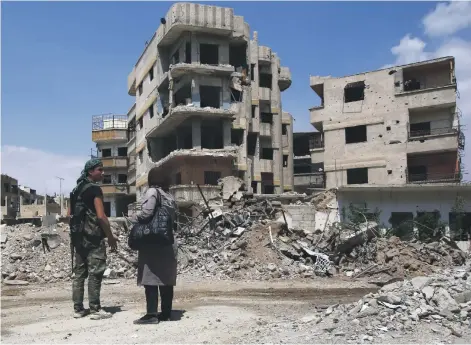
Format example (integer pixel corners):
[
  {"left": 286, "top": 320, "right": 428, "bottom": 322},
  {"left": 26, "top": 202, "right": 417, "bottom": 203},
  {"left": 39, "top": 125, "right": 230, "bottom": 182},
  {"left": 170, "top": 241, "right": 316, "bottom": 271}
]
[
  {"left": 296, "top": 263, "right": 471, "bottom": 341},
  {"left": 0, "top": 221, "right": 138, "bottom": 284}
]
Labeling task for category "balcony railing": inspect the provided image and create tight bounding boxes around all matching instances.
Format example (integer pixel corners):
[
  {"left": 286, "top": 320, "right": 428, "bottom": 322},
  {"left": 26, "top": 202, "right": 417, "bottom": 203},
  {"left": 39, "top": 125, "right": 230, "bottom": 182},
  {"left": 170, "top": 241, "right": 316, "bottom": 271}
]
[
  {"left": 406, "top": 170, "right": 461, "bottom": 184},
  {"left": 294, "top": 172, "right": 325, "bottom": 188},
  {"left": 408, "top": 126, "right": 458, "bottom": 139},
  {"left": 92, "top": 114, "right": 127, "bottom": 131},
  {"left": 309, "top": 138, "right": 324, "bottom": 149}
]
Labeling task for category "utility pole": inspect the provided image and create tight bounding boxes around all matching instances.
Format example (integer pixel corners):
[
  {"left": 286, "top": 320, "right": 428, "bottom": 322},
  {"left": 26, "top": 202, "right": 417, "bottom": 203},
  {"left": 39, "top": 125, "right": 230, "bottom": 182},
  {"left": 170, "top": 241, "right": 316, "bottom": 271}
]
[{"left": 55, "top": 176, "right": 64, "bottom": 216}]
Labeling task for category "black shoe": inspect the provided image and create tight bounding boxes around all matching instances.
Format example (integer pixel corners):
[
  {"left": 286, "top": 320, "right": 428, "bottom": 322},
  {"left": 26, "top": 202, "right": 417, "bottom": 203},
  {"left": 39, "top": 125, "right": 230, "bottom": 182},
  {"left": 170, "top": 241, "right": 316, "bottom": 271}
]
[
  {"left": 133, "top": 314, "right": 159, "bottom": 325},
  {"left": 158, "top": 312, "right": 172, "bottom": 321}
]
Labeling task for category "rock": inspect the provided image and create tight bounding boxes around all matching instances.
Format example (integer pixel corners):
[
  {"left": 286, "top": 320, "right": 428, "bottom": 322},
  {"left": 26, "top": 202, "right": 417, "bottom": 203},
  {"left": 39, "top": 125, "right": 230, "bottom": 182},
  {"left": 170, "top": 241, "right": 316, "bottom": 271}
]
[
  {"left": 4, "top": 279, "right": 29, "bottom": 285},
  {"left": 103, "top": 268, "right": 117, "bottom": 279},
  {"left": 44, "top": 265, "right": 52, "bottom": 271},
  {"left": 381, "top": 281, "right": 402, "bottom": 292},
  {"left": 23, "top": 234, "right": 34, "bottom": 241},
  {"left": 358, "top": 307, "right": 379, "bottom": 318},
  {"left": 266, "top": 263, "right": 277, "bottom": 272},
  {"left": 300, "top": 314, "right": 321, "bottom": 324},
  {"left": 410, "top": 276, "right": 431, "bottom": 290},
  {"left": 454, "top": 291, "right": 471, "bottom": 304},
  {"left": 433, "top": 288, "right": 459, "bottom": 311},
  {"left": 10, "top": 253, "right": 23, "bottom": 260},
  {"left": 53, "top": 272, "right": 64, "bottom": 279},
  {"left": 233, "top": 227, "right": 246, "bottom": 237},
  {"left": 377, "top": 294, "right": 402, "bottom": 305},
  {"left": 422, "top": 286, "right": 435, "bottom": 301},
  {"left": 385, "top": 249, "right": 399, "bottom": 260}
]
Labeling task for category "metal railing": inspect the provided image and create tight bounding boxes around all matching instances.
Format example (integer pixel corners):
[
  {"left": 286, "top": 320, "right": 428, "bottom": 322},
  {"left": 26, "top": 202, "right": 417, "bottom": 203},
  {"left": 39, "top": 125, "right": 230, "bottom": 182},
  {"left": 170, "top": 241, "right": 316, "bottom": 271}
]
[
  {"left": 294, "top": 172, "right": 325, "bottom": 188},
  {"left": 309, "top": 138, "right": 324, "bottom": 149},
  {"left": 408, "top": 126, "right": 458, "bottom": 139},
  {"left": 92, "top": 114, "right": 128, "bottom": 131},
  {"left": 406, "top": 169, "right": 461, "bottom": 184}
]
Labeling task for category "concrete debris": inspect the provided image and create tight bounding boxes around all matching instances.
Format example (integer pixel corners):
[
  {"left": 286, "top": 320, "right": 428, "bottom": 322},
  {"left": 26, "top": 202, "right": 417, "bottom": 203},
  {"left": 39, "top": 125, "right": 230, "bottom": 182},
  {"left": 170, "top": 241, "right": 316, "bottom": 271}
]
[{"left": 283, "top": 262, "right": 471, "bottom": 341}]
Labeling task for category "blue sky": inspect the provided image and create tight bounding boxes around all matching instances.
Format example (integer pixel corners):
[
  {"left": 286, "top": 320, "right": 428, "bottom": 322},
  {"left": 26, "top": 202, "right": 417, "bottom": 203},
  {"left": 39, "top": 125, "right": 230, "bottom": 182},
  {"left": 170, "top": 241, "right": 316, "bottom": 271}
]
[{"left": 2, "top": 1, "right": 471, "bottom": 193}]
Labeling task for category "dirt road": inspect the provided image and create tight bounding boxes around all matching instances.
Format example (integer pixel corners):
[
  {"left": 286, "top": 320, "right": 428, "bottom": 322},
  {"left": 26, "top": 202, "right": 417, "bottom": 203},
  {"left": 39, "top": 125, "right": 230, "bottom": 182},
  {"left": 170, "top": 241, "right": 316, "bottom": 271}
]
[{"left": 2, "top": 276, "right": 468, "bottom": 344}]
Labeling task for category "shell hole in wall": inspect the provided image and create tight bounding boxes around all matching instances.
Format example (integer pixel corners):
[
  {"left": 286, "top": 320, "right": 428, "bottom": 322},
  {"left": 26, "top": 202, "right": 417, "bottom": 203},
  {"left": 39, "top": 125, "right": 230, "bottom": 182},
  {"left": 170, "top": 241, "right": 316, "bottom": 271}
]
[
  {"left": 396, "top": 120, "right": 400, "bottom": 124},
  {"left": 388, "top": 170, "right": 392, "bottom": 175},
  {"left": 379, "top": 134, "right": 383, "bottom": 138},
  {"left": 386, "top": 126, "right": 391, "bottom": 131}
]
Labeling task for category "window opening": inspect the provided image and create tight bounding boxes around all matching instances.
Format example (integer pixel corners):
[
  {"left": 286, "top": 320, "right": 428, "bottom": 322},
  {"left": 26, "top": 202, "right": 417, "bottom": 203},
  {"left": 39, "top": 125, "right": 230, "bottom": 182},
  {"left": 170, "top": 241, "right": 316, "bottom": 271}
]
[
  {"left": 200, "top": 86, "right": 221, "bottom": 108},
  {"left": 260, "top": 113, "right": 273, "bottom": 124},
  {"left": 200, "top": 44, "right": 219, "bottom": 65},
  {"left": 102, "top": 149, "right": 112, "bottom": 157},
  {"left": 261, "top": 148, "right": 274, "bottom": 160},
  {"left": 204, "top": 171, "right": 221, "bottom": 185},
  {"left": 345, "top": 125, "right": 367, "bottom": 144},
  {"left": 118, "top": 174, "right": 127, "bottom": 184},
  {"left": 185, "top": 42, "right": 191, "bottom": 63},
  {"left": 259, "top": 73, "right": 272, "bottom": 89},
  {"left": 347, "top": 168, "right": 368, "bottom": 184},
  {"left": 344, "top": 81, "right": 365, "bottom": 103},
  {"left": 103, "top": 175, "right": 112, "bottom": 184},
  {"left": 117, "top": 147, "right": 127, "bottom": 156}
]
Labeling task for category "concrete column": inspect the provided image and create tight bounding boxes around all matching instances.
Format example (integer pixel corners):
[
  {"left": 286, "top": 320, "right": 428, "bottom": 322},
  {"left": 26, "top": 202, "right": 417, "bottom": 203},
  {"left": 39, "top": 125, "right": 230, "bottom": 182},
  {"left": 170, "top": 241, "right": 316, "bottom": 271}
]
[
  {"left": 256, "top": 181, "right": 262, "bottom": 194},
  {"left": 191, "top": 79, "right": 201, "bottom": 107},
  {"left": 223, "top": 120, "right": 232, "bottom": 149},
  {"left": 254, "top": 134, "right": 261, "bottom": 177},
  {"left": 111, "top": 199, "right": 117, "bottom": 217},
  {"left": 191, "top": 32, "right": 198, "bottom": 64},
  {"left": 192, "top": 118, "right": 202, "bottom": 149}
]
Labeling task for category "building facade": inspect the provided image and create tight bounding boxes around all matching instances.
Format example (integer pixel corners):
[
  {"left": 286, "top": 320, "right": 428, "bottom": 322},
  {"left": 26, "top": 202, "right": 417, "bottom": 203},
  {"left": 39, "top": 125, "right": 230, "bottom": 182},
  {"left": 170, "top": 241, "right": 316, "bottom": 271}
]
[
  {"left": 308, "top": 56, "right": 469, "bottom": 240},
  {"left": 1, "top": 174, "right": 19, "bottom": 218},
  {"left": 309, "top": 56, "right": 463, "bottom": 189},
  {"left": 126, "top": 3, "right": 293, "bottom": 205},
  {"left": 91, "top": 114, "right": 136, "bottom": 217}
]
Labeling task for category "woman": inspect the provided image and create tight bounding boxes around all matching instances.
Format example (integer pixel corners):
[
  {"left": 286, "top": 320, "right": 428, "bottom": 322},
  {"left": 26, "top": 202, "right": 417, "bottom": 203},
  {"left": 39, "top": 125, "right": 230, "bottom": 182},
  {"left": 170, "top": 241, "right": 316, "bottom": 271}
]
[{"left": 129, "top": 167, "right": 178, "bottom": 325}]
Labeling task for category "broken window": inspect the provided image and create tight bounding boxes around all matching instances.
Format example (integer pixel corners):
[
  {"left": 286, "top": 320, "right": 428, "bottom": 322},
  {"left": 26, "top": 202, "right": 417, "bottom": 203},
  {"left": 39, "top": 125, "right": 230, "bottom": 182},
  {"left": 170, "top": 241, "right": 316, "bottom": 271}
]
[
  {"left": 389, "top": 212, "right": 414, "bottom": 240},
  {"left": 251, "top": 105, "right": 256, "bottom": 118},
  {"left": 204, "top": 171, "right": 221, "bottom": 185},
  {"left": 118, "top": 174, "right": 127, "bottom": 184},
  {"left": 200, "top": 43, "right": 219, "bottom": 65},
  {"left": 410, "top": 122, "right": 431, "bottom": 137},
  {"left": 283, "top": 155, "right": 288, "bottom": 168},
  {"left": 117, "top": 147, "right": 127, "bottom": 156},
  {"left": 200, "top": 86, "right": 221, "bottom": 108},
  {"left": 175, "top": 84, "right": 191, "bottom": 106},
  {"left": 344, "top": 81, "right": 365, "bottom": 103},
  {"left": 102, "top": 149, "right": 112, "bottom": 157},
  {"left": 201, "top": 120, "right": 223, "bottom": 149},
  {"left": 149, "top": 104, "right": 154, "bottom": 118},
  {"left": 282, "top": 124, "right": 288, "bottom": 135},
  {"left": 229, "top": 43, "right": 247, "bottom": 69},
  {"left": 260, "top": 113, "right": 273, "bottom": 124},
  {"left": 345, "top": 125, "right": 367, "bottom": 144},
  {"left": 103, "top": 175, "right": 112, "bottom": 184},
  {"left": 172, "top": 50, "right": 180, "bottom": 65},
  {"left": 175, "top": 172, "right": 182, "bottom": 185},
  {"left": 259, "top": 73, "right": 272, "bottom": 89},
  {"left": 138, "top": 117, "right": 143, "bottom": 129},
  {"left": 185, "top": 42, "right": 191, "bottom": 63},
  {"left": 231, "top": 129, "right": 244, "bottom": 146},
  {"left": 251, "top": 64, "right": 255, "bottom": 81},
  {"left": 404, "top": 78, "right": 421, "bottom": 92},
  {"left": 247, "top": 133, "right": 257, "bottom": 156},
  {"left": 138, "top": 82, "right": 143, "bottom": 96},
  {"left": 261, "top": 148, "right": 274, "bottom": 160},
  {"left": 347, "top": 168, "right": 368, "bottom": 184},
  {"left": 138, "top": 151, "right": 143, "bottom": 163},
  {"left": 251, "top": 181, "right": 258, "bottom": 193},
  {"left": 230, "top": 88, "right": 242, "bottom": 102},
  {"left": 149, "top": 67, "right": 154, "bottom": 81},
  {"left": 408, "top": 165, "right": 427, "bottom": 182}
]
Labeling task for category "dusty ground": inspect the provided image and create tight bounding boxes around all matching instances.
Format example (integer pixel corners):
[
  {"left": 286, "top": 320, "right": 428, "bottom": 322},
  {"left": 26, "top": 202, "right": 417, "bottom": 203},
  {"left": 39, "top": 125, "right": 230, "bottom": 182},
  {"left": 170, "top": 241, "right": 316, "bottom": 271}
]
[{"left": 1, "top": 275, "right": 470, "bottom": 344}]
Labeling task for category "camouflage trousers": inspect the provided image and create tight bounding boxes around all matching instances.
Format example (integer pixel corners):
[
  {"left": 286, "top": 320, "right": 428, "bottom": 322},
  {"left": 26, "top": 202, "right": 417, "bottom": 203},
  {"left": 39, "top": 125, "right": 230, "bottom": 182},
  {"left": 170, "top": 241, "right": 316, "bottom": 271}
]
[{"left": 72, "top": 240, "right": 107, "bottom": 312}]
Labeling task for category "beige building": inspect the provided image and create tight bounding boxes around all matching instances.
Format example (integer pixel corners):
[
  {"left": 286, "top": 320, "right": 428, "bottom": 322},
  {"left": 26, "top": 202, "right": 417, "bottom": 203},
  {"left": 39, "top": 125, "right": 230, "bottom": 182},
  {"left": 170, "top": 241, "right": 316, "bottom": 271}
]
[
  {"left": 126, "top": 3, "right": 293, "bottom": 206},
  {"left": 91, "top": 114, "right": 136, "bottom": 217},
  {"left": 309, "top": 56, "right": 462, "bottom": 189},
  {"left": 1, "top": 174, "right": 19, "bottom": 218},
  {"left": 307, "top": 56, "right": 469, "bottom": 238}
]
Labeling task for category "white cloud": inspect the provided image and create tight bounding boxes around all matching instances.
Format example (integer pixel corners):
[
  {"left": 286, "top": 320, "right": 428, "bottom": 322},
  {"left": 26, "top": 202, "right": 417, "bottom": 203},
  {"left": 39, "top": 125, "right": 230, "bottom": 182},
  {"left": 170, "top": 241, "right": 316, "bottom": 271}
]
[
  {"left": 1, "top": 146, "right": 88, "bottom": 195},
  {"left": 386, "top": 1, "right": 471, "bottom": 179},
  {"left": 423, "top": 1, "right": 471, "bottom": 37}
]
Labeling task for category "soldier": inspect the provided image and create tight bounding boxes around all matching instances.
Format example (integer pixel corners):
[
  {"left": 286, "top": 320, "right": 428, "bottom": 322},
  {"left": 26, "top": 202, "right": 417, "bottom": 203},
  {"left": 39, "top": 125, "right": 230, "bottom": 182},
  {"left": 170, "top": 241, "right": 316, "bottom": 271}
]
[{"left": 69, "top": 158, "right": 119, "bottom": 320}]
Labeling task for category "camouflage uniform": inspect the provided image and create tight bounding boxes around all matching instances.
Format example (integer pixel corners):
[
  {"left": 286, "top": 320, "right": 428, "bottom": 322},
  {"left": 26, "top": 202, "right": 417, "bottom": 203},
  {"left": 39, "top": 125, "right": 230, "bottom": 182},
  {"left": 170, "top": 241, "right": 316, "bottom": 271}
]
[{"left": 72, "top": 239, "right": 107, "bottom": 312}]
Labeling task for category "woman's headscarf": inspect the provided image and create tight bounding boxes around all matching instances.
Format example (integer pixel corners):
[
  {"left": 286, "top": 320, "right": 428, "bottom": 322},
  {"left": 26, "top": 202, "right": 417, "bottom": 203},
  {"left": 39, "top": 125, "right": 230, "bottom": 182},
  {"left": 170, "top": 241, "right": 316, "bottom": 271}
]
[{"left": 72, "top": 158, "right": 103, "bottom": 194}]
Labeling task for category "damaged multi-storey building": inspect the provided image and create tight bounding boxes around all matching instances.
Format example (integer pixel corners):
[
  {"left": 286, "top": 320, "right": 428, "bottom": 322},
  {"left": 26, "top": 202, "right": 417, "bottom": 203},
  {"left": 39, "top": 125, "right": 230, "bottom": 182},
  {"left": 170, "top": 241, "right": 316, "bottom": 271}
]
[
  {"left": 306, "top": 56, "right": 471, "bottom": 240},
  {"left": 91, "top": 114, "right": 136, "bottom": 217},
  {"left": 126, "top": 3, "right": 293, "bottom": 211}
]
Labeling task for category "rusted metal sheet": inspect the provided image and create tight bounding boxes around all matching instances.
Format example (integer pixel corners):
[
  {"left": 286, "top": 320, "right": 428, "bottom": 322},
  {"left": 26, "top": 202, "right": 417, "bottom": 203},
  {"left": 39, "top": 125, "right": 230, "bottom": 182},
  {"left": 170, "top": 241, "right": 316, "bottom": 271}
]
[
  {"left": 92, "top": 130, "right": 127, "bottom": 142},
  {"left": 100, "top": 157, "right": 127, "bottom": 168}
]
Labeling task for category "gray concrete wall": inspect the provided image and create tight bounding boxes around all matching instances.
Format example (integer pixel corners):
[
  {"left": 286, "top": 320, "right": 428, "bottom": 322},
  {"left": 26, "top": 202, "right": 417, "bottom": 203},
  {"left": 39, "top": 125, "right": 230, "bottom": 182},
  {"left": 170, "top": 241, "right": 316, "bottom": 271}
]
[{"left": 283, "top": 205, "right": 316, "bottom": 233}]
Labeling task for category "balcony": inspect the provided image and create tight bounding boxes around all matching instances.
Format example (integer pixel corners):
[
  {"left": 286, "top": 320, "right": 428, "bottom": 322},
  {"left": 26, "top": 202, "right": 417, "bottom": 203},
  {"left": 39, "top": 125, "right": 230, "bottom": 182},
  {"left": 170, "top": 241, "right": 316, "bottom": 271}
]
[
  {"left": 258, "top": 46, "right": 272, "bottom": 63},
  {"left": 169, "top": 185, "right": 221, "bottom": 206},
  {"left": 92, "top": 115, "right": 128, "bottom": 142},
  {"left": 260, "top": 122, "right": 271, "bottom": 136},
  {"left": 406, "top": 151, "right": 461, "bottom": 184},
  {"left": 259, "top": 87, "right": 271, "bottom": 101},
  {"left": 101, "top": 184, "right": 128, "bottom": 195},
  {"left": 309, "top": 137, "right": 324, "bottom": 151},
  {"left": 294, "top": 173, "right": 325, "bottom": 189},
  {"left": 128, "top": 68, "right": 136, "bottom": 96},
  {"left": 100, "top": 157, "right": 128, "bottom": 169},
  {"left": 278, "top": 67, "right": 292, "bottom": 91},
  {"left": 170, "top": 63, "right": 234, "bottom": 79}
]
